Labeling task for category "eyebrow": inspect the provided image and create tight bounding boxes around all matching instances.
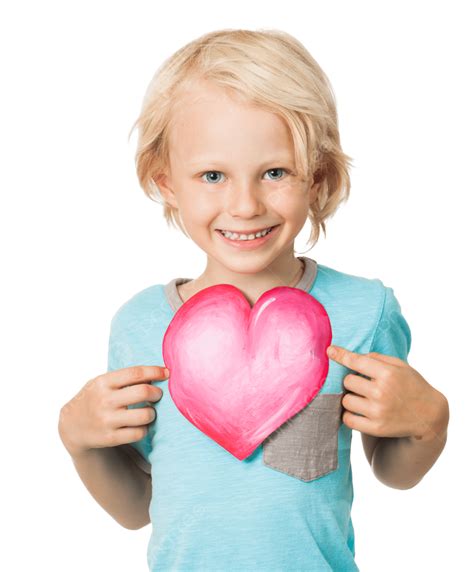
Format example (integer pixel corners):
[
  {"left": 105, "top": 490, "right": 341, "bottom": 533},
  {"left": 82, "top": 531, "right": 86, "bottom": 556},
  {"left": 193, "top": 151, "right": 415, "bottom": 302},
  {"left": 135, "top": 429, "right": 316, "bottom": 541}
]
[{"left": 188, "top": 157, "right": 295, "bottom": 168}]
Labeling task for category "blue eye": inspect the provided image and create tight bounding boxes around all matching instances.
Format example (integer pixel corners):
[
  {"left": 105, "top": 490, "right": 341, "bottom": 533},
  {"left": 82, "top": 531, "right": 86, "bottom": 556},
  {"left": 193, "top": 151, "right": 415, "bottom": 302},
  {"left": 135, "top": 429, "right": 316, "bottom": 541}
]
[
  {"left": 200, "top": 168, "right": 288, "bottom": 184},
  {"left": 201, "top": 171, "right": 224, "bottom": 184},
  {"left": 263, "top": 168, "right": 286, "bottom": 180}
]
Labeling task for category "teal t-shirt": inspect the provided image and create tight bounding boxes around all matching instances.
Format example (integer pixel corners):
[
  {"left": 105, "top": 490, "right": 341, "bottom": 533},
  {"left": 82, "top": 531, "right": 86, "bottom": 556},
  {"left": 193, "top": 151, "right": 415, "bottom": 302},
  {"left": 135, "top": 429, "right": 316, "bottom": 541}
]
[{"left": 107, "top": 256, "right": 411, "bottom": 571}]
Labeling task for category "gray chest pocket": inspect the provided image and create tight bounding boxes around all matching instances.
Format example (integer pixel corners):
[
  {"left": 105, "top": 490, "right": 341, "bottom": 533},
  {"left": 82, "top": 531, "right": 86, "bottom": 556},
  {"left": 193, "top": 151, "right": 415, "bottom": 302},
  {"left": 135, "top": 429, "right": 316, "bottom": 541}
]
[{"left": 262, "top": 393, "right": 343, "bottom": 482}]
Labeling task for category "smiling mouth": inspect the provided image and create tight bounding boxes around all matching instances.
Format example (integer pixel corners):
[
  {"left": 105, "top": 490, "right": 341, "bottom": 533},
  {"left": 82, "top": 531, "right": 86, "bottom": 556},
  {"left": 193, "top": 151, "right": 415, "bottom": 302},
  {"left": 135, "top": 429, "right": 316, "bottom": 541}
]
[{"left": 216, "top": 225, "right": 279, "bottom": 240}]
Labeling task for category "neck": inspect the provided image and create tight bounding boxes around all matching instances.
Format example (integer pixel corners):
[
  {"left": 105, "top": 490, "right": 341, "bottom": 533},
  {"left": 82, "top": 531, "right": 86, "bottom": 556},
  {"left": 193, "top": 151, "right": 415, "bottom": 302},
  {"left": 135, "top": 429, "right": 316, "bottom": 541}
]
[{"left": 191, "top": 249, "right": 305, "bottom": 307}]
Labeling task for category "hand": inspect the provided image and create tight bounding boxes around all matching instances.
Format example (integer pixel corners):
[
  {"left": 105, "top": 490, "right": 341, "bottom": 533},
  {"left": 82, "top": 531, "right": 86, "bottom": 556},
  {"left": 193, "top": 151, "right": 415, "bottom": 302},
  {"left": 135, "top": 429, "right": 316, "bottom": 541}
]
[
  {"left": 326, "top": 345, "right": 449, "bottom": 441},
  {"left": 58, "top": 365, "right": 169, "bottom": 457}
]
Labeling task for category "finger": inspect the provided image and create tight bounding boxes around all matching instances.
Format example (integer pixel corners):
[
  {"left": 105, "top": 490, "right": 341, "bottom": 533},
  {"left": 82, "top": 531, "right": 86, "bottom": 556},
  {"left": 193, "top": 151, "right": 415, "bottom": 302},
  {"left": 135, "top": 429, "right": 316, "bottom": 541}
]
[
  {"left": 113, "top": 406, "right": 157, "bottom": 429},
  {"left": 112, "top": 383, "right": 163, "bottom": 408},
  {"left": 342, "top": 392, "right": 373, "bottom": 418},
  {"left": 114, "top": 426, "right": 151, "bottom": 446},
  {"left": 343, "top": 373, "right": 374, "bottom": 398},
  {"left": 342, "top": 410, "right": 376, "bottom": 434},
  {"left": 327, "top": 345, "right": 386, "bottom": 379},
  {"left": 367, "top": 351, "right": 406, "bottom": 367},
  {"left": 107, "top": 365, "right": 169, "bottom": 389}
]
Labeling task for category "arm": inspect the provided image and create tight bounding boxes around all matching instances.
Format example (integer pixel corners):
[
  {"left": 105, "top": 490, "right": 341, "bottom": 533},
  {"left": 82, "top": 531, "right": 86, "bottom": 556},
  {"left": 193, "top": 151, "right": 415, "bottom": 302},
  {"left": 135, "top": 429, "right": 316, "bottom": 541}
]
[
  {"left": 327, "top": 343, "right": 450, "bottom": 490},
  {"left": 57, "top": 364, "right": 164, "bottom": 529},
  {"left": 354, "top": 283, "right": 449, "bottom": 489},
  {"left": 59, "top": 409, "right": 152, "bottom": 530},
  {"left": 361, "top": 391, "right": 449, "bottom": 489}
]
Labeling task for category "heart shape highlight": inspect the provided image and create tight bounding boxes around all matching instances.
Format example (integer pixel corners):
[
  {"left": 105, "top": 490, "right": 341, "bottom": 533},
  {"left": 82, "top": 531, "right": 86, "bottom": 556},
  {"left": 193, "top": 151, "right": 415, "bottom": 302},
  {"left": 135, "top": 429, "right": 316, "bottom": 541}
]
[{"left": 162, "top": 284, "right": 332, "bottom": 460}]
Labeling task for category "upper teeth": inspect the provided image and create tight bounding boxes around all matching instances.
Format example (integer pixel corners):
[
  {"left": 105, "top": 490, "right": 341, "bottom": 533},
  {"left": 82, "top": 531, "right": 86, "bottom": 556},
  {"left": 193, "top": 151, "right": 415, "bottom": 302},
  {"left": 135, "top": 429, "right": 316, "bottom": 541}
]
[{"left": 220, "top": 226, "right": 274, "bottom": 240}]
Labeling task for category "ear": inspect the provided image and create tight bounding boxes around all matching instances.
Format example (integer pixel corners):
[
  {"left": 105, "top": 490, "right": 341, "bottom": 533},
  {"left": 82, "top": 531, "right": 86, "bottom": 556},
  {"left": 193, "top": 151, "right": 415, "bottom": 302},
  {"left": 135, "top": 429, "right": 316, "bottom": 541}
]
[
  {"left": 308, "top": 169, "right": 323, "bottom": 205},
  {"left": 308, "top": 179, "right": 321, "bottom": 205},
  {"left": 153, "top": 173, "right": 179, "bottom": 209}
]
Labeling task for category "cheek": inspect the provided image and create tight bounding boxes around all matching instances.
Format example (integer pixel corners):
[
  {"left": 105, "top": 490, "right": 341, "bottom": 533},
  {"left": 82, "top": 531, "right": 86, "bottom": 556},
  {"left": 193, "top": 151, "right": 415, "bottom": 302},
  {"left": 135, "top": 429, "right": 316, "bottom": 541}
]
[
  {"left": 266, "top": 181, "right": 308, "bottom": 218},
  {"left": 179, "top": 196, "right": 217, "bottom": 230}
]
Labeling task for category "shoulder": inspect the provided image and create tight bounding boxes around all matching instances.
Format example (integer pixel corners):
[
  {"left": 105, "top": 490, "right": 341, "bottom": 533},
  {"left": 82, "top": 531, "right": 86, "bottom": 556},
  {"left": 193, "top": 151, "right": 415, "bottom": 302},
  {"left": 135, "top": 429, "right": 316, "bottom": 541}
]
[
  {"left": 109, "top": 283, "right": 169, "bottom": 335},
  {"left": 314, "top": 263, "right": 412, "bottom": 358},
  {"left": 313, "top": 262, "right": 409, "bottom": 353},
  {"left": 107, "top": 283, "right": 170, "bottom": 371},
  {"left": 315, "top": 261, "right": 387, "bottom": 303}
]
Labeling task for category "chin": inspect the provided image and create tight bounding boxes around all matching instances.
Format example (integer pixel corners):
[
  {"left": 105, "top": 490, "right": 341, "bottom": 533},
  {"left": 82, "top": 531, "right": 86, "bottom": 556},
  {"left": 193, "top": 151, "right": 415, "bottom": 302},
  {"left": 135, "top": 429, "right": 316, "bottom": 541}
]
[{"left": 216, "top": 250, "right": 282, "bottom": 275}]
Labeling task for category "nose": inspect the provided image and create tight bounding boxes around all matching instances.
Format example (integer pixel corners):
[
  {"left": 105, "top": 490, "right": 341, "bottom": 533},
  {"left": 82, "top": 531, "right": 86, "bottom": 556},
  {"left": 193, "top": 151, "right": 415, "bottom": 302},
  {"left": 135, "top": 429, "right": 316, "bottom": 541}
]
[{"left": 225, "top": 178, "right": 266, "bottom": 218}]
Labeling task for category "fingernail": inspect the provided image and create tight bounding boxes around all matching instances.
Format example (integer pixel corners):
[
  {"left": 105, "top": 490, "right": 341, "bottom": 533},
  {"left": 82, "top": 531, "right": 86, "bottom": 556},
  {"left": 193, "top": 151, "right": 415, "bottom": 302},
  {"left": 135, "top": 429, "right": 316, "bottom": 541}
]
[
  {"left": 164, "top": 368, "right": 170, "bottom": 377},
  {"left": 327, "top": 346, "right": 336, "bottom": 358}
]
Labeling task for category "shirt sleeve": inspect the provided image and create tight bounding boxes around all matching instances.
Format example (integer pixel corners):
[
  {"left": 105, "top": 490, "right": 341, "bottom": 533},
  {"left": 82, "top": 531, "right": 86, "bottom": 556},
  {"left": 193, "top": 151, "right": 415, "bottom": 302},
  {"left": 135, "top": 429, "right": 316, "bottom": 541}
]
[
  {"left": 107, "top": 313, "right": 153, "bottom": 475},
  {"left": 369, "top": 285, "right": 412, "bottom": 362}
]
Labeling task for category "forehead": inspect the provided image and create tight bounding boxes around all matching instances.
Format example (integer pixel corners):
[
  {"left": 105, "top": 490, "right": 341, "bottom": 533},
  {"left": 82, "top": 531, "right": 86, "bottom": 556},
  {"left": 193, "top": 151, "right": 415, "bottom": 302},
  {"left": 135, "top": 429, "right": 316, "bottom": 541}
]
[
  {"left": 172, "top": 80, "right": 249, "bottom": 117},
  {"left": 168, "top": 82, "right": 294, "bottom": 161}
]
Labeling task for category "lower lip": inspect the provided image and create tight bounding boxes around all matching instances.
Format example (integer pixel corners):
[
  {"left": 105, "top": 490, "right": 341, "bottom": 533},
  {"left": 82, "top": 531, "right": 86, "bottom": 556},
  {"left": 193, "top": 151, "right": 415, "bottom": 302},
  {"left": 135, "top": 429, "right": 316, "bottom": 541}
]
[{"left": 215, "top": 225, "right": 281, "bottom": 250}]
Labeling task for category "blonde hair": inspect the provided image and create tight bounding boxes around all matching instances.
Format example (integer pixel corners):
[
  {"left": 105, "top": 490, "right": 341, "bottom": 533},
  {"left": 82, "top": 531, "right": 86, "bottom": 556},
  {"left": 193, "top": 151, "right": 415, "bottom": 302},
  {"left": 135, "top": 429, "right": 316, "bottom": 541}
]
[{"left": 129, "top": 28, "right": 353, "bottom": 250}]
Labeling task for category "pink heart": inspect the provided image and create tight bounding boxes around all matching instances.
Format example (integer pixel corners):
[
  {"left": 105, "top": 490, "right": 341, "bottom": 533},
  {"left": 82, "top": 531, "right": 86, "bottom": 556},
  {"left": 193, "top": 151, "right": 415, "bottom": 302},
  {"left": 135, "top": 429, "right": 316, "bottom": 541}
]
[{"left": 162, "top": 285, "right": 332, "bottom": 460}]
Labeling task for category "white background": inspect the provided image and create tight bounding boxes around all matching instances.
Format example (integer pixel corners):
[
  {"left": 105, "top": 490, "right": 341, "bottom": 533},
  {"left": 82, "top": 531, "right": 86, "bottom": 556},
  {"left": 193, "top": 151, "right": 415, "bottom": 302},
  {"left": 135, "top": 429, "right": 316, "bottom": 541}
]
[{"left": 1, "top": 1, "right": 471, "bottom": 570}]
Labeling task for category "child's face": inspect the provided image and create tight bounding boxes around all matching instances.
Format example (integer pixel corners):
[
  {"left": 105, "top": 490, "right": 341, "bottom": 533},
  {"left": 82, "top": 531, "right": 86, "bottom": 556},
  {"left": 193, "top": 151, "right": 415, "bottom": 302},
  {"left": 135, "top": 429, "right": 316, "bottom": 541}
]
[{"left": 157, "top": 81, "right": 319, "bottom": 273}]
